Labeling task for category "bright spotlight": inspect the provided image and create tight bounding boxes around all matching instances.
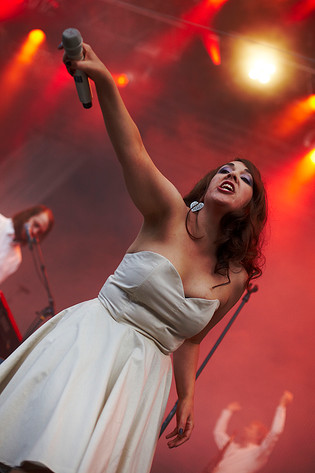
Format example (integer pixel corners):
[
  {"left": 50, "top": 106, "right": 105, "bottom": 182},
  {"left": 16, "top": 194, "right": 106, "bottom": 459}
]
[
  {"left": 248, "top": 57, "right": 276, "bottom": 84},
  {"left": 19, "top": 29, "right": 46, "bottom": 63},
  {"left": 28, "top": 29, "right": 46, "bottom": 45}
]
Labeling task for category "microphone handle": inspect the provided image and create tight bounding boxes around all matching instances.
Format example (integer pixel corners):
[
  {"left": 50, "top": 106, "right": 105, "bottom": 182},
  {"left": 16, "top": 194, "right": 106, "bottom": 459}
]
[
  {"left": 62, "top": 28, "right": 92, "bottom": 109},
  {"left": 69, "top": 51, "right": 92, "bottom": 109}
]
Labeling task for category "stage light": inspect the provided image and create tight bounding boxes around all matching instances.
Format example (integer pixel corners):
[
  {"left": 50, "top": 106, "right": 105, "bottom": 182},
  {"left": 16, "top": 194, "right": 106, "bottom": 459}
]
[
  {"left": 19, "top": 29, "right": 46, "bottom": 63},
  {"left": 287, "top": 150, "right": 315, "bottom": 198},
  {"left": 308, "top": 94, "right": 315, "bottom": 110},
  {"left": 28, "top": 29, "right": 46, "bottom": 44},
  {"left": 0, "top": 29, "right": 46, "bottom": 118},
  {"left": 207, "top": 0, "right": 228, "bottom": 6},
  {"left": 112, "top": 74, "right": 130, "bottom": 88},
  {"left": 298, "top": 150, "right": 315, "bottom": 181},
  {"left": 237, "top": 39, "right": 281, "bottom": 89},
  {"left": 269, "top": 151, "right": 315, "bottom": 208},
  {"left": 115, "top": 74, "right": 129, "bottom": 88},
  {"left": 248, "top": 57, "right": 276, "bottom": 84},
  {"left": 202, "top": 33, "right": 221, "bottom": 65},
  {"left": 272, "top": 95, "right": 315, "bottom": 138}
]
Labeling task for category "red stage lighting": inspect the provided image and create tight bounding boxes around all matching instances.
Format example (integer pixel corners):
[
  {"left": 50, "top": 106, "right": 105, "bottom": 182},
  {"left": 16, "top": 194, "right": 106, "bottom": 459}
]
[
  {"left": 0, "top": 29, "right": 46, "bottom": 118},
  {"left": 113, "top": 74, "right": 130, "bottom": 88},
  {"left": 201, "top": 33, "right": 221, "bottom": 65},
  {"left": 188, "top": 0, "right": 227, "bottom": 65},
  {"left": 309, "top": 149, "right": 315, "bottom": 165},
  {"left": 272, "top": 95, "right": 315, "bottom": 137},
  {"left": 29, "top": 29, "right": 46, "bottom": 44},
  {"left": 284, "top": 151, "right": 315, "bottom": 200},
  {"left": 309, "top": 94, "right": 315, "bottom": 110},
  {"left": 267, "top": 150, "right": 315, "bottom": 223},
  {"left": 19, "top": 29, "right": 46, "bottom": 63},
  {"left": 287, "top": 0, "right": 315, "bottom": 21},
  {"left": 0, "top": 0, "right": 23, "bottom": 20}
]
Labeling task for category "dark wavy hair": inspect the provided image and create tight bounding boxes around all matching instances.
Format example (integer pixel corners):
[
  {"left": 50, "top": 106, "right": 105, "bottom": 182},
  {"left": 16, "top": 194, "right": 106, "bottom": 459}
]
[{"left": 183, "top": 159, "right": 267, "bottom": 287}]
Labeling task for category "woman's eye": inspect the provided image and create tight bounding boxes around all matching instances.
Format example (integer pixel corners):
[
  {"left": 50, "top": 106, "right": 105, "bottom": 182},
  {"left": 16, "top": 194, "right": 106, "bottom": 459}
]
[
  {"left": 241, "top": 175, "right": 253, "bottom": 186},
  {"left": 218, "top": 166, "right": 232, "bottom": 174}
]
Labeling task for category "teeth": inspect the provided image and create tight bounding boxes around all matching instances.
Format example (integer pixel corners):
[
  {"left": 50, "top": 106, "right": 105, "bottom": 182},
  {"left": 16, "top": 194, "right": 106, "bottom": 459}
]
[{"left": 221, "top": 183, "right": 234, "bottom": 191}]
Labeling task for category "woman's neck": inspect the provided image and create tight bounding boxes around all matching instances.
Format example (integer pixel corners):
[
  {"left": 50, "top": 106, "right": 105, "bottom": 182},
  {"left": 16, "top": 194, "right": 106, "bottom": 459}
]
[{"left": 188, "top": 206, "right": 221, "bottom": 256}]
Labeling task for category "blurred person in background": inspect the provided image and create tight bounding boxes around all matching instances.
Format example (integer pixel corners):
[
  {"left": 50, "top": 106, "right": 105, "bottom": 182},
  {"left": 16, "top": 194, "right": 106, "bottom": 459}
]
[
  {"left": 0, "top": 205, "right": 54, "bottom": 285},
  {"left": 203, "top": 390, "right": 293, "bottom": 473}
]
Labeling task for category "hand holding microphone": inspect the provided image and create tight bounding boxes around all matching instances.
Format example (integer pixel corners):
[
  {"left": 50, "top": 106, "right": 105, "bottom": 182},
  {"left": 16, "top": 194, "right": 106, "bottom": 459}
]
[{"left": 61, "top": 28, "right": 92, "bottom": 109}]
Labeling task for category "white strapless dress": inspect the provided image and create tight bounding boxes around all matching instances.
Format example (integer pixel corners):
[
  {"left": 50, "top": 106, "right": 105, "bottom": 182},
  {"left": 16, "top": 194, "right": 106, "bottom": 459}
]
[{"left": 0, "top": 251, "right": 219, "bottom": 473}]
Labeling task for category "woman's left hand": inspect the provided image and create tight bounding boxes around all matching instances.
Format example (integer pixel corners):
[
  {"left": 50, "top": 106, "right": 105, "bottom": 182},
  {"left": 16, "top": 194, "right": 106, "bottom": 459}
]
[{"left": 165, "top": 397, "right": 194, "bottom": 448}]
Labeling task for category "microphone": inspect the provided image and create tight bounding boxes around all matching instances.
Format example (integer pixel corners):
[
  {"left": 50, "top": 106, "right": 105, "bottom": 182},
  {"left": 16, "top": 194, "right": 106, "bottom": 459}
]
[
  {"left": 24, "top": 223, "right": 35, "bottom": 250},
  {"left": 61, "top": 28, "right": 92, "bottom": 109}
]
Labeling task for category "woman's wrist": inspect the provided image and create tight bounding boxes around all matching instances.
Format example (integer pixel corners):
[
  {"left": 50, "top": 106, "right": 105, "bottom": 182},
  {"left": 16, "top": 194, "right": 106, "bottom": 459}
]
[
  {"left": 178, "top": 392, "right": 194, "bottom": 403},
  {"left": 93, "top": 66, "right": 113, "bottom": 88}
]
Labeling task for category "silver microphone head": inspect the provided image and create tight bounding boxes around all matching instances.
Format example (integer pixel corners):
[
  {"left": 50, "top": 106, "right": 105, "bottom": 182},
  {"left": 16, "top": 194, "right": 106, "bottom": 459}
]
[{"left": 62, "top": 28, "right": 83, "bottom": 59}]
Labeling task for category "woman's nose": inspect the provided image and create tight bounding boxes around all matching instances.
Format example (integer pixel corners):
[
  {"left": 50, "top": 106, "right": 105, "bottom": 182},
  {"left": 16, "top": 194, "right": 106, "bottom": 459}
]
[{"left": 227, "top": 172, "right": 238, "bottom": 182}]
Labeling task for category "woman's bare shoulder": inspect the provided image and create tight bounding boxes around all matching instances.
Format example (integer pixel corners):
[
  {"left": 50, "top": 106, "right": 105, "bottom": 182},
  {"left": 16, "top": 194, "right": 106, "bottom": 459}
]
[{"left": 189, "top": 267, "right": 248, "bottom": 344}]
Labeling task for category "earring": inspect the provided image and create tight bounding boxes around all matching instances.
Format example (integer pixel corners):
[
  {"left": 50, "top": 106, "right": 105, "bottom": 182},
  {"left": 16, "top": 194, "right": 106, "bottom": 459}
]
[{"left": 190, "top": 201, "right": 204, "bottom": 212}]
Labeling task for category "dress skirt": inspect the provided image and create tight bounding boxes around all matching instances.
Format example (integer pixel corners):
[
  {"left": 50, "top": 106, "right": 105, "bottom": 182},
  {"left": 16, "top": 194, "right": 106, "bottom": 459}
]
[
  {"left": 0, "top": 298, "right": 172, "bottom": 473},
  {"left": 0, "top": 251, "right": 220, "bottom": 473}
]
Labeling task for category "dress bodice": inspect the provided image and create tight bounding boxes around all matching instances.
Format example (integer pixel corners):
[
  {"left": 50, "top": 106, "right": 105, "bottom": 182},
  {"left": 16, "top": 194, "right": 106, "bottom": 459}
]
[{"left": 98, "top": 251, "right": 220, "bottom": 354}]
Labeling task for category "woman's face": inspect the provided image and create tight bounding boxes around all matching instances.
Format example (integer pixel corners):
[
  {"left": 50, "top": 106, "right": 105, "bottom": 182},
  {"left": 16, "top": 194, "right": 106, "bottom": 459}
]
[
  {"left": 204, "top": 160, "right": 254, "bottom": 212},
  {"left": 20, "top": 211, "right": 51, "bottom": 242}
]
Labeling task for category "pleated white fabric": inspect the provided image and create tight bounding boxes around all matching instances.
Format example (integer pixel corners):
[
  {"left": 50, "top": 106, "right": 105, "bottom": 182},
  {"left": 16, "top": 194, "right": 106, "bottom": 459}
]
[{"left": 0, "top": 251, "right": 220, "bottom": 473}]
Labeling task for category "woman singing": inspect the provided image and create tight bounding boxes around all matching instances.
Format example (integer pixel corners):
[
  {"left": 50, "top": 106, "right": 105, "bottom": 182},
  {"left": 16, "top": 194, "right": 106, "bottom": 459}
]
[{"left": 0, "top": 41, "right": 267, "bottom": 473}]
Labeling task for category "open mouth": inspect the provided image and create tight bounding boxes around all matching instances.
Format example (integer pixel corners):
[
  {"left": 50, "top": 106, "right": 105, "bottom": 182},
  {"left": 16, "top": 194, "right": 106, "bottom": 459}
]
[{"left": 218, "top": 181, "right": 235, "bottom": 193}]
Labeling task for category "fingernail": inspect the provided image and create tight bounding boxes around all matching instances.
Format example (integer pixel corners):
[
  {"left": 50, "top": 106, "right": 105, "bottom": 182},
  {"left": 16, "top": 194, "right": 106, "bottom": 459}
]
[{"left": 179, "top": 428, "right": 183, "bottom": 435}]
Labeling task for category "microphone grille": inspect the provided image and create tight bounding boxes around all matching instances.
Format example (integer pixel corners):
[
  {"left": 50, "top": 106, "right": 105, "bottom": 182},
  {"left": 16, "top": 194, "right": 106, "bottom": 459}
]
[{"left": 62, "top": 28, "right": 83, "bottom": 57}]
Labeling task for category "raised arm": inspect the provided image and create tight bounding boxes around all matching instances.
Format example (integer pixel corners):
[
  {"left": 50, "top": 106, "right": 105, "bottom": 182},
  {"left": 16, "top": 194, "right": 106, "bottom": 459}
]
[
  {"left": 259, "top": 390, "right": 293, "bottom": 457},
  {"left": 64, "top": 44, "right": 184, "bottom": 222},
  {"left": 213, "top": 402, "right": 241, "bottom": 448},
  {"left": 268, "top": 390, "right": 293, "bottom": 437}
]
